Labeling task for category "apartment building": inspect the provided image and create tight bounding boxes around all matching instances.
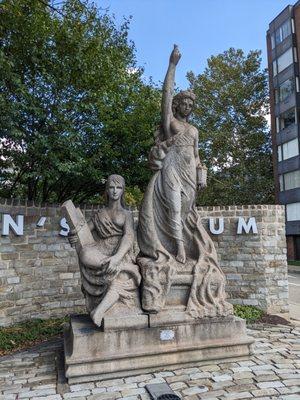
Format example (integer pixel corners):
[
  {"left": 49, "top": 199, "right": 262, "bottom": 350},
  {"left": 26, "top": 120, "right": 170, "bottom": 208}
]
[{"left": 267, "top": 2, "right": 300, "bottom": 260}]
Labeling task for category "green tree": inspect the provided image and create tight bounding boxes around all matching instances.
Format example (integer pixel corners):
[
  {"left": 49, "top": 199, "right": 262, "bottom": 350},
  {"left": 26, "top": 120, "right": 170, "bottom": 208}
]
[
  {"left": 188, "top": 48, "right": 274, "bottom": 206},
  {"left": 0, "top": 0, "right": 160, "bottom": 203}
]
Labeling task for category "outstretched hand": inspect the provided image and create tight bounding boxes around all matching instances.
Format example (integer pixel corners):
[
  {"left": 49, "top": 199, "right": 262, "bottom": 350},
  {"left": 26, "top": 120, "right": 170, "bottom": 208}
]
[{"left": 169, "top": 44, "right": 181, "bottom": 66}]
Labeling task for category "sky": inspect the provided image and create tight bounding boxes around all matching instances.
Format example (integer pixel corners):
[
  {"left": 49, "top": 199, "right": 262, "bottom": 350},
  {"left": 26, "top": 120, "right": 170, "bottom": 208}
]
[{"left": 96, "top": 0, "right": 292, "bottom": 89}]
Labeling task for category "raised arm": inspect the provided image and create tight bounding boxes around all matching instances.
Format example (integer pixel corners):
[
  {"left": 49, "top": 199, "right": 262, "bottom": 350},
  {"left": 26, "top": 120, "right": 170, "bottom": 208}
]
[{"left": 161, "top": 45, "right": 181, "bottom": 139}]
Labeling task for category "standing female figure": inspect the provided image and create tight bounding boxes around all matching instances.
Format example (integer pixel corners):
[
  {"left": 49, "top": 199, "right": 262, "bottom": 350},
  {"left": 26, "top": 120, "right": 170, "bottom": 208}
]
[{"left": 137, "top": 46, "right": 233, "bottom": 318}]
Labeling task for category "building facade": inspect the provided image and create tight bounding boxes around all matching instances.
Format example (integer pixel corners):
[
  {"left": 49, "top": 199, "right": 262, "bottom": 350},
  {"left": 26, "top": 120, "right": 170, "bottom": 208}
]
[{"left": 267, "top": 3, "right": 300, "bottom": 260}]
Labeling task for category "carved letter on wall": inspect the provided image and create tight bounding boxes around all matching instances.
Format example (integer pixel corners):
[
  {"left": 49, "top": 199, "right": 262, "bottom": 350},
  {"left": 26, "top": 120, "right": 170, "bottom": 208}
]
[
  {"left": 237, "top": 217, "right": 258, "bottom": 234},
  {"left": 2, "top": 214, "right": 24, "bottom": 236},
  {"left": 209, "top": 218, "right": 224, "bottom": 235},
  {"left": 59, "top": 217, "right": 70, "bottom": 237}
]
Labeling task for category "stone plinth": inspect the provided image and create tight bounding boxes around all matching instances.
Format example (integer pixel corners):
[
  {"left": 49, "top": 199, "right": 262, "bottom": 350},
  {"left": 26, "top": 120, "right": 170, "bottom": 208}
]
[{"left": 64, "top": 314, "right": 254, "bottom": 383}]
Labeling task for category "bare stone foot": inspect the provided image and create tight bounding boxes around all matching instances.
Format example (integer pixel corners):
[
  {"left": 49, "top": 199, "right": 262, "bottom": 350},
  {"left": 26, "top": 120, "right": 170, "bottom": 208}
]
[
  {"left": 90, "top": 308, "right": 104, "bottom": 327},
  {"left": 176, "top": 242, "right": 186, "bottom": 264}
]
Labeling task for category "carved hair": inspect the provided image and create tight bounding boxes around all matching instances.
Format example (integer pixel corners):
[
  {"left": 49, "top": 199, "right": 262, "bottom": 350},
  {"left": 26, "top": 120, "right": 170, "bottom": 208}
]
[
  {"left": 172, "top": 90, "right": 196, "bottom": 116},
  {"left": 105, "top": 174, "right": 126, "bottom": 208}
]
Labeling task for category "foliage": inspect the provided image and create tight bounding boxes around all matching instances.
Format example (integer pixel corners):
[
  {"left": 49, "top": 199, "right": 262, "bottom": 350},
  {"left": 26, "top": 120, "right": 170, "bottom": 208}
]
[
  {"left": 233, "top": 304, "right": 264, "bottom": 323},
  {"left": 288, "top": 260, "right": 300, "bottom": 266},
  {"left": 0, "top": 317, "right": 68, "bottom": 353},
  {"left": 125, "top": 185, "right": 143, "bottom": 207},
  {"left": 188, "top": 48, "right": 274, "bottom": 206},
  {"left": 0, "top": 0, "right": 160, "bottom": 203}
]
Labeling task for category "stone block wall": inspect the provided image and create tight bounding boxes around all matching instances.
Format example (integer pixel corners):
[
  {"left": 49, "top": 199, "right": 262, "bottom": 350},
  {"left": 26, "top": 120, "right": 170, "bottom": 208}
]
[
  {"left": 0, "top": 200, "right": 288, "bottom": 326},
  {"left": 198, "top": 205, "right": 288, "bottom": 316}
]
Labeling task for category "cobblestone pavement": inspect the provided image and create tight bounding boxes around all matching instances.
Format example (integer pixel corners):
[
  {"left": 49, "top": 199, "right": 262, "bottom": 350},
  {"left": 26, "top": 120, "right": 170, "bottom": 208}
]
[{"left": 0, "top": 325, "right": 300, "bottom": 400}]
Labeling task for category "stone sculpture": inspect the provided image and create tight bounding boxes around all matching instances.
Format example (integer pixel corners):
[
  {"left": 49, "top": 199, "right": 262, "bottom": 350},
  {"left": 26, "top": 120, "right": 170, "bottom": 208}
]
[
  {"left": 63, "top": 46, "right": 253, "bottom": 384},
  {"left": 62, "top": 174, "right": 141, "bottom": 327},
  {"left": 137, "top": 45, "right": 234, "bottom": 318}
]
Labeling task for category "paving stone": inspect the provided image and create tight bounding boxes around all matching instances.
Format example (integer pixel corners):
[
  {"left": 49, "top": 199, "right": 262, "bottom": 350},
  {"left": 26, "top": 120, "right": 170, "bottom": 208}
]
[
  {"left": 251, "top": 388, "right": 278, "bottom": 397},
  {"left": 87, "top": 394, "right": 120, "bottom": 400},
  {"left": 31, "top": 396, "right": 62, "bottom": 400},
  {"left": 169, "top": 380, "right": 188, "bottom": 390},
  {"left": 282, "top": 379, "right": 300, "bottom": 386},
  {"left": 63, "top": 391, "right": 91, "bottom": 398},
  {"left": 223, "top": 391, "right": 253, "bottom": 399},
  {"left": 226, "top": 384, "right": 257, "bottom": 393},
  {"left": 277, "top": 386, "right": 300, "bottom": 395},
  {"left": 69, "top": 383, "right": 95, "bottom": 392},
  {"left": 254, "top": 374, "right": 279, "bottom": 382},
  {"left": 174, "top": 367, "right": 200, "bottom": 375},
  {"left": 166, "top": 374, "right": 189, "bottom": 383},
  {"left": 212, "top": 374, "right": 233, "bottom": 382},
  {"left": 124, "top": 374, "right": 153, "bottom": 384},
  {"left": 121, "top": 387, "right": 146, "bottom": 397},
  {"left": 231, "top": 367, "right": 252, "bottom": 373},
  {"left": 257, "top": 381, "right": 285, "bottom": 389},
  {"left": 198, "top": 390, "right": 227, "bottom": 399},
  {"left": 190, "top": 372, "right": 211, "bottom": 380},
  {"left": 96, "top": 379, "right": 124, "bottom": 388},
  {"left": 182, "top": 386, "right": 209, "bottom": 395},
  {"left": 106, "top": 383, "right": 137, "bottom": 393}
]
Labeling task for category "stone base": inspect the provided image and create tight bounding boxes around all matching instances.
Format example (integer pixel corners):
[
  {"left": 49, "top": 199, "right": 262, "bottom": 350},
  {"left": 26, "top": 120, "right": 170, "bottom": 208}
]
[{"left": 64, "top": 314, "right": 254, "bottom": 383}]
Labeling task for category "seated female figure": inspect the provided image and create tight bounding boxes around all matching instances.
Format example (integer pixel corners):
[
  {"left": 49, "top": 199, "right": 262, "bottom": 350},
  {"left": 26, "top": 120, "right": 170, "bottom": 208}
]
[{"left": 68, "top": 175, "right": 141, "bottom": 327}]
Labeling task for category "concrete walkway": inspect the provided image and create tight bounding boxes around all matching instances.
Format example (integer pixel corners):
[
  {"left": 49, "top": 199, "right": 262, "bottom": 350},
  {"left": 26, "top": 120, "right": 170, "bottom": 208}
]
[
  {"left": 0, "top": 324, "right": 300, "bottom": 400},
  {"left": 289, "top": 272, "right": 300, "bottom": 322}
]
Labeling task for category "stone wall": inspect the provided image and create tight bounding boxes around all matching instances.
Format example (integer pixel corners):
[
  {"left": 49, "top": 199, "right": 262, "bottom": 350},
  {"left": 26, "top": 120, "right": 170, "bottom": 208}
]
[
  {"left": 0, "top": 200, "right": 288, "bottom": 326},
  {"left": 198, "top": 205, "right": 288, "bottom": 317}
]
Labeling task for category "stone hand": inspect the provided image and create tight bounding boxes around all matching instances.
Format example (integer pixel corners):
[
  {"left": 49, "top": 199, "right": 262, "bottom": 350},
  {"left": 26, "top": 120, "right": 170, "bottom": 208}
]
[
  {"left": 68, "top": 229, "right": 78, "bottom": 246},
  {"left": 169, "top": 44, "right": 181, "bottom": 66},
  {"left": 106, "top": 256, "right": 120, "bottom": 275},
  {"left": 198, "top": 182, "right": 207, "bottom": 190}
]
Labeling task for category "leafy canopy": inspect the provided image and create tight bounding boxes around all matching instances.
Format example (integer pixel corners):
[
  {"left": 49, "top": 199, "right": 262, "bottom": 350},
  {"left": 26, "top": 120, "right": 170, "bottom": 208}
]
[
  {"left": 188, "top": 48, "right": 274, "bottom": 206},
  {"left": 0, "top": 0, "right": 160, "bottom": 203}
]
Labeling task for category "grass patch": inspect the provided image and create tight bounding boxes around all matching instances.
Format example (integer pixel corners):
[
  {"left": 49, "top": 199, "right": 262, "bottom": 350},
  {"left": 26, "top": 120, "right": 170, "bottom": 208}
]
[
  {"left": 233, "top": 304, "right": 264, "bottom": 323},
  {"left": 288, "top": 260, "right": 300, "bottom": 266},
  {"left": 0, "top": 317, "right": 69, "bottom": 356}
]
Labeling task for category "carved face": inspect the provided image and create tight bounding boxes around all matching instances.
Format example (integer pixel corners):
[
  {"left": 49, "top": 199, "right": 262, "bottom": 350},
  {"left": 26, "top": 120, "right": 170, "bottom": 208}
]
[
  {"left": 107, "top": 181, "right": 124, "bottom": 201},
  {"left": 177, "top": 97, "right": 194, "bottom": 118}
]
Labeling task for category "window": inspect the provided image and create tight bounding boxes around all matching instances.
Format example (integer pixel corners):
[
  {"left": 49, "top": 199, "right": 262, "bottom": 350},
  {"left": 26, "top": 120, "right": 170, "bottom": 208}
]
[
  {"left": 281, "top": 20, "right": 292, "bottom": 41},
  {"left": 279, "top": 108, "right": 296, "bottom": 130},
  {"left": 276, "top": 117, "right": 280, "bottom": 133},
  {"left": 277, "top": 145, "right": 282, "bottom": 162},
  {"left": 286, "top": 202, "right": 300, "bottom": 221},
  {"left": 271, "top": 34, "right": 275, "bottom": 49},
  {"left": 279, "top": 174, "right": 284, "bottom": 191},
  {"left": 277, "top": 48, "right": 293, "bottom": 74},
  {"left": 271, "top": 20, "right": 292, "bottom": 49},
  {"left": 273, "top": 60, "right": 278, "bottom": 77},
  {"left": 284, "top": 170, "right": 300, "bottom": 190},
  {"left": 282, "top": 138, "right": 299, "bottom": 160},
  {"left": 275, "top": 78, "right": 294, "bottom": 104}
]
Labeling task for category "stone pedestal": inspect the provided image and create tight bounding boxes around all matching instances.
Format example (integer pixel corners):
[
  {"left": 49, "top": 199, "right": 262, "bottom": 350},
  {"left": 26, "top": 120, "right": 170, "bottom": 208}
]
[{"left": 64, "top": 314, "right": 254, "bottom": 384}]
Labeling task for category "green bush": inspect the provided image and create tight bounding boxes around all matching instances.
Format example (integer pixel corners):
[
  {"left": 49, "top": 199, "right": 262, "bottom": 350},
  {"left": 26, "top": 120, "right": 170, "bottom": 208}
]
[
  {"left": 0, "top": 317, "right": 69, "bottom": 353},
  {"left": 233, "top": 304, "right": 264, "bottom": 323},
  {"left": 288, "top": 260, "right": 300, "bottom": 266}
]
